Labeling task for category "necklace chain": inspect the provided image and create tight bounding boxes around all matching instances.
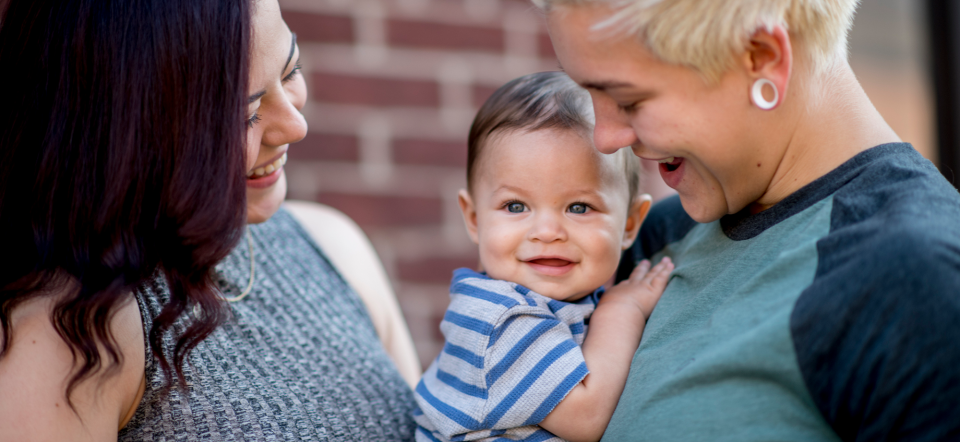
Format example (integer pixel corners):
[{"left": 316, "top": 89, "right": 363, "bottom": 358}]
[{"left": 222, "top": 229, "right": 255, "bottom": 302}]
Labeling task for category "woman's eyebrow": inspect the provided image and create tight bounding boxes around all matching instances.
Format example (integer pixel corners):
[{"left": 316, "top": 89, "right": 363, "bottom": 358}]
[
  {"left": 283, "top": 33, "right": 297, "bottom": 74},
  {"left": 248, "top": 33, "right": 298, "bottom": 103},
  {"left": 248, "top": 90, "right": 267, "bottom": 103}
]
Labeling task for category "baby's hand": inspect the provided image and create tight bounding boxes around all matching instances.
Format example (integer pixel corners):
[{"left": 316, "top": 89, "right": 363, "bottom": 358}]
[{"left": 600, "top": 258, "right": 673, "bottom": 319}]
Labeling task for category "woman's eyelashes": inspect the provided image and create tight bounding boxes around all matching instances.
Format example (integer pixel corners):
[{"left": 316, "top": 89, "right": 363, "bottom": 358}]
[
  {"left": 247, "top": 111, "right": 262, "bottom": 128},
  {"left": 248, "top": 56, "right": 302, "bottom": 129},
  {"left": 282, "top": 59, "right": 302, "bottom": 83},
  {"left": 617, "top": 101, "right": 639, "bottom": 113},
  {"left": 612, "top": 92, "right": 648, "bottom": 113}
]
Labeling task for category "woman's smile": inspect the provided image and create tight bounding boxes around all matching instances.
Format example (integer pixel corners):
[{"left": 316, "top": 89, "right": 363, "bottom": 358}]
[
  {"left": 658, "top": 156, "right": 685, "bottom": 188},
  {"left": 246, "top": 151, "right": 287, "bottom": 189}
]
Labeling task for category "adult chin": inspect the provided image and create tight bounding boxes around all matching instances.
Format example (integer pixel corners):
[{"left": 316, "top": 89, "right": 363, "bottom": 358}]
[
  {"left": 246, "top": 171, "right": 287, "bottom": 224},
  {"left": 665, "top": 161, "right": 741, "bottom": 223},
  {"left": 675, "top": 182, "right": 734, "bottom": 224},
  {"left": 678, "top": 197, "right": 725, "bottom": 223}
]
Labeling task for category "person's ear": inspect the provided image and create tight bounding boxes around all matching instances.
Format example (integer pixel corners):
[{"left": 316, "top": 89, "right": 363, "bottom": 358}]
[
  {"left": 622, "top": 193, "right": 652, "bottom": 250},
  {"left": 743, "top": 25, "right": 793, "bottom": 110},
  {"left": 458, "top": 189, "right": 480, "bottom": 245}
]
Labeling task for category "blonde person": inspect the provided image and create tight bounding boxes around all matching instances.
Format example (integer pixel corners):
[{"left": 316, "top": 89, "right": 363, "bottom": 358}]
[
  {"left": 537, "top": 0, "right": 960, "bottom": 440},
  {"left": 0, "top": 0, "right": 418, "bottom": 440},
  {"left": 413, "top": 72, "right": 674, "bottom": 442}
]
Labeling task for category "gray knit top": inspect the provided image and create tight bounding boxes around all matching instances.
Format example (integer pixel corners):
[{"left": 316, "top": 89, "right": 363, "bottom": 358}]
[{"left": 119, "top": 209, "right": 417, "bottom": 441}]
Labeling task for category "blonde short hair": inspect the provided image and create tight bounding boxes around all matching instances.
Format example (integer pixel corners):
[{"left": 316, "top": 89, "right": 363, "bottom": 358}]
[{"left": 534, "top": 0, "right": 860, "bottom": 82}]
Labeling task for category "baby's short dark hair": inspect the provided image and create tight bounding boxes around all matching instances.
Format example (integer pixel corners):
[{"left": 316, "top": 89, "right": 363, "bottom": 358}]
[{"left": 467, "top": 71, "right": 640, "bottom": 203}]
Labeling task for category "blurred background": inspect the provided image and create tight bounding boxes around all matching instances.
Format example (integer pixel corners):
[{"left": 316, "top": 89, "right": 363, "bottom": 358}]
[{"left": 277, "top": 0, "right": 937, "bottom": 368}]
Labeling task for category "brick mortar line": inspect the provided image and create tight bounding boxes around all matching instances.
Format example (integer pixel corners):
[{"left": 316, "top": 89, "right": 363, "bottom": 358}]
[
  {"left": 280, "top": 0, "right": 544, "bottom": 28},
  {"left": 286, "top": 161, "right": 464, "bottom": 196},
  {"left": 300, "top": 43, "right": 557, "bottom": 85},
  {"left": 301, "top": 103, "right": 478, "bottom": 140}
]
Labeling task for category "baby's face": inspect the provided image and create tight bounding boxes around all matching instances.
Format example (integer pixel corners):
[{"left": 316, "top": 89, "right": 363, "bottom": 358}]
[{"left": 460, "top": 127, "right": 639, "bottom": 302}]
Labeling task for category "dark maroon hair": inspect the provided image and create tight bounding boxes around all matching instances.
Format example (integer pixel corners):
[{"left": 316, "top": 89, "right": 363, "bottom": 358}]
[{"left": 0, "top": 0, "right": 250, "bottom": 405}]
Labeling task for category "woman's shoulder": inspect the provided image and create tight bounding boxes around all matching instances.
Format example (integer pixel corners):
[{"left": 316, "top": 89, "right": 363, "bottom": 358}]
[{"left": 0, "top": 289, "right": 145, "bottom": 440}]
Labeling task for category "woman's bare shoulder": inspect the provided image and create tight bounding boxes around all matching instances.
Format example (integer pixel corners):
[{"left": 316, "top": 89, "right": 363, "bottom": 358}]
[{"left": 0, "top": 290, "right": 146, "bottom": 442}]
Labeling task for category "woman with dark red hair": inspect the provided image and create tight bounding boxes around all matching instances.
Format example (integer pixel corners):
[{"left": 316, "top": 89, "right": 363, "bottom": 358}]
[{"left": 0, "top": 0, "right": 417, "bottom": 440}]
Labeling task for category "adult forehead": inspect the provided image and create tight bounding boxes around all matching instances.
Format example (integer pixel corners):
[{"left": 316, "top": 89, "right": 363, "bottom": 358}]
[
  {"left": 545, "top": 4, "right": 669, "bottom": 89},
  {"left": 249, "top": 0, "right": 290, "bottom": 76}
]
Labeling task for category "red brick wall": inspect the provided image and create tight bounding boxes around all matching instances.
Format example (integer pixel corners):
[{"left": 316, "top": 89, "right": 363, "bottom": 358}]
[{"left": 279, "top": 0, "right": 560, "bottom": 368}]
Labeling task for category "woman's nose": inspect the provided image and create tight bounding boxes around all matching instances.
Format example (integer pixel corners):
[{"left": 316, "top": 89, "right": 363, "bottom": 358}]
[
  {"left": 590, "top": 92, "right": 638, "bottom": 154},
  {"left": 263, "top": 81, "right": 308, "bottom": 148},
  {"left": 527, "top": 211, "right": 567, "bottom": 243}
]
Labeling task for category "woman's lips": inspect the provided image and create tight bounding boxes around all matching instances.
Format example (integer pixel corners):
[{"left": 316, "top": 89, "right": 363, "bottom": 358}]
[
  {"left": 247, "top": 152, "right": 287, "bottom": 189},
  {"left": 658, "top": 156, "right": 685, "bottom": 188},
  {"left": 525, "top": 258, "right": 576, "bottom": 276}
]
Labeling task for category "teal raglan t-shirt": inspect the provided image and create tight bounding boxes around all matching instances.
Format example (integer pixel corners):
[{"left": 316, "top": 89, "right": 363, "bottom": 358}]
[{"left": 602, "top": 144, "right": 960, "bottom": 441}]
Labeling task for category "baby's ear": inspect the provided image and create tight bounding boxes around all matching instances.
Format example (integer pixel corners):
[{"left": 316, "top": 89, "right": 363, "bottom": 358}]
[
  {"left": 458, "top": 189, "right": 480, "bottom": 245},
  {"left": 622, "top": 194, "right": 652, "bottom": 250}
]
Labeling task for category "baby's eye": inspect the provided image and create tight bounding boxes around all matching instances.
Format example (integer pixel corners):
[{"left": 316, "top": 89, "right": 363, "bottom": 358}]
[
  {"left": 568, "top": 203, "right": 589, "bottom": 214},
  {"left": 506, "top": 202, "right": 526, "bottom": 213}
]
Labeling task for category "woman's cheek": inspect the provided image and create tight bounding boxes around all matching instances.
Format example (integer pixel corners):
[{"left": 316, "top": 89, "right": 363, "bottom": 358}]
[
  {"left": 245, "top": 130, "right": 263, "bottom": 171},
  {"left": 286, "top": 78, "right": 308, "bottom": 110}
]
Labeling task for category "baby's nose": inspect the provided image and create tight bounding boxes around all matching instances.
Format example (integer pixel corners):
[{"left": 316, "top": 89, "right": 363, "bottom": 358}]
[{"left": 527, "top": 212, "right": 567, "bottom": 243}]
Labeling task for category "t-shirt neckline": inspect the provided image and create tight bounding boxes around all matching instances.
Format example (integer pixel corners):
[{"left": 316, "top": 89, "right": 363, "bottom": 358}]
[{"left": 720, "top": 142, "right": 912, "bottom": 241}]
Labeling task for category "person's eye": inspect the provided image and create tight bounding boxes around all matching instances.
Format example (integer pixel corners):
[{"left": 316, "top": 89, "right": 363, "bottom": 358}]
[
  {"left": 617, "top": 101, "right": 639, "bottom": 113},
  {"left": 282, "top": 59, "right": 302, "bottom": 83},
  {"left": 568, "top": 203, "right": 590, "bottom": 214},
  {"left": 505, "top": 201, "right": 526, "bottom": 213},
  {"left": 246, "top": 111, "right": 262, "bottom": 128}
]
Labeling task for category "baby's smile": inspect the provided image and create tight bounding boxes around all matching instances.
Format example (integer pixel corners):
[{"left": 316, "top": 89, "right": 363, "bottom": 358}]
[
  {"left": 522, "top": 256, "right": 578, "bottom": 277},
  {"left": 461, "top": 127, "right": 640, "bottom": 302}
]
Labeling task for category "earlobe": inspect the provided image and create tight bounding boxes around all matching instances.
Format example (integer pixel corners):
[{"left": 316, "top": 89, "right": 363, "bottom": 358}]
[
  {"left": 458, "top": 189, "right": 480, "bottom": 245},
  {"left": 622, "top": 194, "right": 652, "bottom": 250},
  {"left": 751, "top": 78, "right": 779, "bottom": 110},
  {"left": 745, "top": 25, "right": 792, "bottom": 110}
]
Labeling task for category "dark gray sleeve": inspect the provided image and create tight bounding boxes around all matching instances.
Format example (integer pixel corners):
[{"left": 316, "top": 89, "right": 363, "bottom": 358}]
[{"left": 792, "top": 222, "right": 960, "bottom": 441}]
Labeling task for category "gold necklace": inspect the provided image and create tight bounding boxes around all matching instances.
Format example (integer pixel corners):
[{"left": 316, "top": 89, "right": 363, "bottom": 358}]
[{"left": 222, "top": 229, "right": 255, "bottom": 302}]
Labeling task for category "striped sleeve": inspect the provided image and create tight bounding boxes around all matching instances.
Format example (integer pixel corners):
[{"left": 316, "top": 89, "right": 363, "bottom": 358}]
[{"left": 413, "top": 269, "right": 588, "bottom": 441}]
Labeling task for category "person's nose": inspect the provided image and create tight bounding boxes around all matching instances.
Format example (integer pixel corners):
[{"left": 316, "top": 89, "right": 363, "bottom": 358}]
[
  {"left": 527, "top": 210, "right": 568, "bottom": 243},
  {"left": 262, "top": 82, "right": 308, "bottom": 148},
  {"left": 590, "top": 92, "right": 639, "bottom": 155}
]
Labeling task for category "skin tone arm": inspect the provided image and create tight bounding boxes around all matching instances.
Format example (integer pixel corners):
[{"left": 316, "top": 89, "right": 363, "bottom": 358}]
[
  {"left": 0, "top": 291, "right": 146, "bottom": 442},
  {"left": 539, "top": 257, "right": 674, "bottom": 442}
]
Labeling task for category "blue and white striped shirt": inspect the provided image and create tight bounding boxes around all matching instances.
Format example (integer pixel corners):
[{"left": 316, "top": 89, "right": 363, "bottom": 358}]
[{"left": 414, "top": 268, "right": 601, "bottom": 442}]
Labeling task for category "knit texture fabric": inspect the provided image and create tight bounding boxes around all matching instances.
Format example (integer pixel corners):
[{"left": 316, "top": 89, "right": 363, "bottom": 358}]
[{"left": 119, "top": 208, "right": 417, "bottom": 441}]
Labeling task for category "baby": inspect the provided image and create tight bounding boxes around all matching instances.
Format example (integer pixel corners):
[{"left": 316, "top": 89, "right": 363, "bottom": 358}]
[{"left": 413, "top": 71, "right": 673, "bottom": 442}]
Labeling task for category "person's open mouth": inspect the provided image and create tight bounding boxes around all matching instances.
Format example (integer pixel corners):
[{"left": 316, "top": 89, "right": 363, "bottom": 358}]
[
  {"left": 658, "top": 156, "right": 683, "bottom": 172},
  {"left": 247, "top": 152, "right": 287, "bottom": 188},
  {"left": 657, "top": 156, "right": 685, "bottom": 188}
]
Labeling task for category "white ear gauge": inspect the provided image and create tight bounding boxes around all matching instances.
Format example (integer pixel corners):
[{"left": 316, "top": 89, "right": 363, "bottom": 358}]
[{"left": 751, "top": 78, "right": 779, "bottom": 110}]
